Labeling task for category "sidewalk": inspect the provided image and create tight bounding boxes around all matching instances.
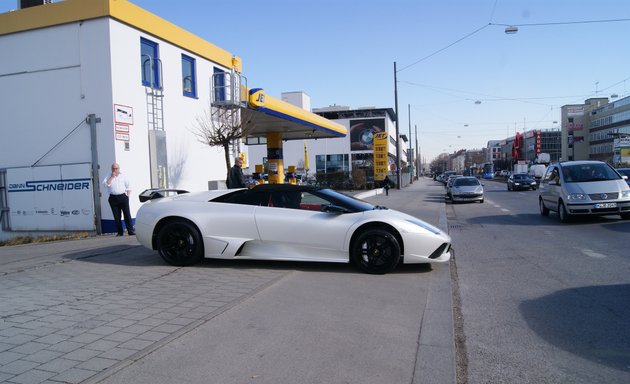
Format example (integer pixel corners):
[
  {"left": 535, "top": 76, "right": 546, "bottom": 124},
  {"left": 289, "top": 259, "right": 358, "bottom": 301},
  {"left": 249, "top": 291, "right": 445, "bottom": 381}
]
[
  {"left": 0, "top": 178, "right": 455, "bottom": 384},
  {"left": 360, "top": 177, "right": 455, "bottom": 384}
]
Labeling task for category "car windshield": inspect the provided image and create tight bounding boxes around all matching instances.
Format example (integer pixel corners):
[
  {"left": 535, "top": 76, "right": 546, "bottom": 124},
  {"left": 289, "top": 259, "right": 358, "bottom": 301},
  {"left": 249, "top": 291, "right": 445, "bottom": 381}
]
[
  {"left": 514, "top": 174, "right": 530, "bottom": 180},
  {"left": 212, "top": 186, "right": 376, "bottom": 213},
  {"left": 454, "top": 178, "right": 479, "bottom": 186},
  {"left": 617, "top": 169, "right": 630, "bottom": 178},
  {"left": 562, "top": 164, "right": 620, "bottom": 183}
]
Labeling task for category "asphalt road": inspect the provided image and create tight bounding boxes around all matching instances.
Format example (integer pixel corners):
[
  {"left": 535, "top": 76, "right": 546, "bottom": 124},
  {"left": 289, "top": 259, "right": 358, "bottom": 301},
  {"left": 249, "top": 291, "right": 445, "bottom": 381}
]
[{"left": 448, "top": 179, "right": 630, "bottom": 384}]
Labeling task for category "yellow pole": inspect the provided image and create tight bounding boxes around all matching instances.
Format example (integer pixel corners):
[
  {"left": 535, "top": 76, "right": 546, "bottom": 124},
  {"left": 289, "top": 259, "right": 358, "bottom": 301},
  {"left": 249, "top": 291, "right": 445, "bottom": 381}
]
[{"left": 266, "top": 132, "right": 284, "bottom": 184}]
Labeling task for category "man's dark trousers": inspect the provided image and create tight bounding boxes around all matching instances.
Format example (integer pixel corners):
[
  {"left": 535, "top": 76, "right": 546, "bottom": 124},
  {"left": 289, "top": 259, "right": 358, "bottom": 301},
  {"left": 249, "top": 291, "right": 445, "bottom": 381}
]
[{"left": 108, "top": 194, "right": 134, "bottom": 235}]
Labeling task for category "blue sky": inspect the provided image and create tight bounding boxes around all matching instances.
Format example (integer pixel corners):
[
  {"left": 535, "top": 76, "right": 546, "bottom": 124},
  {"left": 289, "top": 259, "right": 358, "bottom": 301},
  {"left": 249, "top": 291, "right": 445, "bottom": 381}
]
[{"left": 3, "top": 0, "right": 629, "bottom": 161}]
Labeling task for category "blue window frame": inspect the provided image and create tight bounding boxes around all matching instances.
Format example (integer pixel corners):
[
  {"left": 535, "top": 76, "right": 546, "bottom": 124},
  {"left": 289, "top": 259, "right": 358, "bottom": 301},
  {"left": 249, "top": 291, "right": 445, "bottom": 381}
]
[
  {"left": 181, "top": 54, "right": 196, "bottom": 98},
  {"left": 141, "top": 38, "right": 161, "bottom": 88}
]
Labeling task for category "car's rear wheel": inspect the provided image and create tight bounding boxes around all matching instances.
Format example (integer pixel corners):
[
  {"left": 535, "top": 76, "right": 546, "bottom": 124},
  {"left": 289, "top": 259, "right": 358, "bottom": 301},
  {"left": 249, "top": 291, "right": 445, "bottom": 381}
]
[
  {"left": 156, "top": 220, "right": 204, "bottom": 266},
  {"left": 558, "top": 201, "right": 571, "bottom": 223},
  {"left": 351, "top": 229, "right": 401, "bottom": 274},
  {"left": 539, "top": 198, "right": 549, "bottom": 216}
]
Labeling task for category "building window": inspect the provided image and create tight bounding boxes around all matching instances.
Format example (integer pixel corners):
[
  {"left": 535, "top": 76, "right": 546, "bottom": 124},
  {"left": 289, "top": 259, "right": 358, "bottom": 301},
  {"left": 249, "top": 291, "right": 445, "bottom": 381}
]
[
  {"left": 213, "top": 67, "right": 226, "bottom": 103},
  {"left": 316, "top": 154, "right": 349, "bottom": 173},
  {"left": 141, "top": 38, "right": 161, "bottom": 88},
  {"left": 181, "top": 54, "right": 196, "bottom": 98}
]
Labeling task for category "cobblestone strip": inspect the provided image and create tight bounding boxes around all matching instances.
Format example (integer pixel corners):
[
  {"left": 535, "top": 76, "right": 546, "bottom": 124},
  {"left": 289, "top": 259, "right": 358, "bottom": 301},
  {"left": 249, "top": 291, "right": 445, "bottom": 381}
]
[{"left": 0, "top": 254, "right": 290, "bottom": 384}]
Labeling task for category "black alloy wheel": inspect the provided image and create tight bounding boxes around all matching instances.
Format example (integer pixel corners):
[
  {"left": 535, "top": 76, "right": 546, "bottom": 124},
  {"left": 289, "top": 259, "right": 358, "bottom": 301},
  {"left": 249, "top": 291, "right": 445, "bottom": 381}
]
[
  {"left": 351, "top": 229, "right": 401, "bottom": 274},
  {"left": 156, "top": 220, "right": 204, "bottom": 266}
]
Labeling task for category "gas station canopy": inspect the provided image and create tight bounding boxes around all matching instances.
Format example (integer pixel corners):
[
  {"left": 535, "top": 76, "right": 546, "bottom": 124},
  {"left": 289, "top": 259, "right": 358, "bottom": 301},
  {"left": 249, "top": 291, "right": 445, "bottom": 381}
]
[{"left": 244, "top": 88, "right": 347, "bottom": 141}]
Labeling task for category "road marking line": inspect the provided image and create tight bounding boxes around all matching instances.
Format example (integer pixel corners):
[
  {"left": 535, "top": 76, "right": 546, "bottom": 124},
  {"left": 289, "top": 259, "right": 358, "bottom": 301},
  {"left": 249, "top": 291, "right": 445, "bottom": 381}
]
[
  {"left": 501, "top": 208, "right": 510, "bottom": 212},
  {"left": 582, "top": 249, "right": 607, "bottom": 259}
]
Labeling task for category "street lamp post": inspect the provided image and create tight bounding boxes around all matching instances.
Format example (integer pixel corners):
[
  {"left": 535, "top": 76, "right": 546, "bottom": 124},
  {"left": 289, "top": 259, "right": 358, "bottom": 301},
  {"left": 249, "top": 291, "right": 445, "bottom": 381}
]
[{"left": 394, "top": 62, "right": 401, "bottom": 189}]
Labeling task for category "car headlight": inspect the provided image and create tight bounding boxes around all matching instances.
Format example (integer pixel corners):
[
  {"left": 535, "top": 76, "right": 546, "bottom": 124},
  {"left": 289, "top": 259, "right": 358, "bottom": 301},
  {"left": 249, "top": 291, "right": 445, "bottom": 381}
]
[
  {"left": 567, "top": 193, "right": 587, "bottom": 201},
  {"left": 622, "top": 190, "right": 630, "bottom": 198}
]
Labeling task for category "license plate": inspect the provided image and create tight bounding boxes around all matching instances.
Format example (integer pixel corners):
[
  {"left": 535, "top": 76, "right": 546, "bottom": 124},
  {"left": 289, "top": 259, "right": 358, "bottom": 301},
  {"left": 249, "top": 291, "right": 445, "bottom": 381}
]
[{"left": 594, "top": 202, "right": 617, "bottom": 208}]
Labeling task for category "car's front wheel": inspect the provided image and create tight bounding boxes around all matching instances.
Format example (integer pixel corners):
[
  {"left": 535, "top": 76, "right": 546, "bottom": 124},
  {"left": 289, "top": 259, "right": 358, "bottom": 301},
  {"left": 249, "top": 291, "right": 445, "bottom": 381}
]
[
  {"left": 558, "top": 201, "right": 571, "bottom": 223},
  {"left": 351, "top": 229, "right": 401, "bottom": 274},
  {"left": 156, "top": 220, "right": 204, "bottom": 266}
]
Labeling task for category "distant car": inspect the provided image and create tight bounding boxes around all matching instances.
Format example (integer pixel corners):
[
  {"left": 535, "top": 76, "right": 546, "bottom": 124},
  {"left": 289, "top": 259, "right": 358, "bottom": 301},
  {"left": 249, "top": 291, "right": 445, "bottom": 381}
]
[
  {"left": 438, "top": 171, "right": 456, "bottom": 184},
  {"left": 445, "top": 175, "right": 462, "bottom": 194},
  {"left": 447, "top": 176, "right": 484, "bottom": 203},
  {"left": 135, "top": 184, "right": 452, "bottom": 274},
  {"left": 538, "top": 161, "right": 630, "bottom": 222},
  {"left": 616, "top": 168, "right": 630, "bottom": 186},
  {"left": 507, "top": 173, "right": 537, "bottom": 191}
]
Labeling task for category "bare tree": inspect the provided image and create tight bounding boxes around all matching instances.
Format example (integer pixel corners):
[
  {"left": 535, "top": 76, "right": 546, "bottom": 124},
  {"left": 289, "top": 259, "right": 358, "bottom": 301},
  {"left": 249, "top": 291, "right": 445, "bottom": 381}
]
[{"left": 191, "top": 107, "right": 255, "bottom": 174}]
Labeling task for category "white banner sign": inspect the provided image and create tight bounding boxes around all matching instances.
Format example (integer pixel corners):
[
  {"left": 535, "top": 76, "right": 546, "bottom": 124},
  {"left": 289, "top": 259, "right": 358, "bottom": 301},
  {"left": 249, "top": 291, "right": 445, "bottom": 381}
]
[{"left": 6, "top": 164, "right": 95, "bottom": 231}]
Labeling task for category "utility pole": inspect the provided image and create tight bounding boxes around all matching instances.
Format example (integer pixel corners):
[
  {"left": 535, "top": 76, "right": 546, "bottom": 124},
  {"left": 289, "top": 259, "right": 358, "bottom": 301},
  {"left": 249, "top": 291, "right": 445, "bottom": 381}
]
[
  {"left": 408, "top": 104, "right": 412, "bottom": 184},
  {"left": 415, "top": 124, "right": 419, "bottom": 178}
]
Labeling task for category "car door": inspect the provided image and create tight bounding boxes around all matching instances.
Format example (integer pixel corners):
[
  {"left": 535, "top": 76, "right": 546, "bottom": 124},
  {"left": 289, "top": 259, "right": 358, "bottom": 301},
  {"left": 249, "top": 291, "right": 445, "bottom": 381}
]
[
  {"left": 254, "top": 190, "right": 358, "bottom": 262},
  {"left": 539, "top": 165, "right": 560, "bottom": 209}
]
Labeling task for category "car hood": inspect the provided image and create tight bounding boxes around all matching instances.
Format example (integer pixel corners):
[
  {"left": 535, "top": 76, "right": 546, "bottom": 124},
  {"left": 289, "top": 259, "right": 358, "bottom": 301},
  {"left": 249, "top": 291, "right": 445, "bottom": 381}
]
[
  {"left": 564, "top": 180, "right": 628, "bottom": 194},
  {"left": 452, "top": 185, "right": 483, "bottom": 193},
  {"left": 363, "top": 208, "right": 447, "bottom": 237}
]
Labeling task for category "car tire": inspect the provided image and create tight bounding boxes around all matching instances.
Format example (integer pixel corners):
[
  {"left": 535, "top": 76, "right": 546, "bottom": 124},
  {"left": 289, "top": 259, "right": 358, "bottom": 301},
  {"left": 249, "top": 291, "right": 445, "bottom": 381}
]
[
  {"left": 558, "top": 201, "right": 571, "bottom": 223},
  {"left": 156, "top": 220, "right": 204, "bottom": 266},
  {"left": 507, "top": 184, "right": 512, "bottom": 191},
  {"left": 539, "top": 198, "right": 549, "bottom": 216},
  {"left": 351, "top": 229, "right": 401, "bottom": 274}
]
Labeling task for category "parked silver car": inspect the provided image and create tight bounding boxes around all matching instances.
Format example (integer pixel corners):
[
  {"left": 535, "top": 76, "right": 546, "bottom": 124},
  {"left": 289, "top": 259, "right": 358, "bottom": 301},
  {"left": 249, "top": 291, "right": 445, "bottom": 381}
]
[
  {"left": 538, "top": 161, "right": 630, "bottom": 222},
  {"left": 447, "top": 176, "right": 484, "bottom": 203}
]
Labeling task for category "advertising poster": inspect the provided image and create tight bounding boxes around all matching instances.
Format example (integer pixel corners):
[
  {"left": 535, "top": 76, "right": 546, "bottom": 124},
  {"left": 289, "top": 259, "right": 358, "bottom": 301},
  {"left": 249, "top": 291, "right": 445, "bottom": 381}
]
[
  {"left": 350, "top": 118, "right": 385, "bottom": 151},
  {"left": 6, "top": 164, "right": 95, "bottom": 231},
  {"left": 373, "top": 132, "right": 389, "bottom": 181}
]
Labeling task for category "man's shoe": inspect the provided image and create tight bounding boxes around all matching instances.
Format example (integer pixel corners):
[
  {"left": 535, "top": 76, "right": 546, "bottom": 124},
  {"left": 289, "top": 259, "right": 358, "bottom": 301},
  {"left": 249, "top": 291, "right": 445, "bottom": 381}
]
[
  {"left": 128, "top": 231, "right": 135, "bottom": 236},
  {"left": 116, "top": 233, "right": 124, "bottom": 237}
]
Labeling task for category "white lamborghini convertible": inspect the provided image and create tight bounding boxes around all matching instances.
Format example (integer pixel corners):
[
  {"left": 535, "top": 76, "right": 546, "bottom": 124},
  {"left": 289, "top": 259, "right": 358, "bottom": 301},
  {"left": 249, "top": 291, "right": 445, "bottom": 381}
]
[{"left": 135, "top": 184, "right": 451, "bottom": 274}]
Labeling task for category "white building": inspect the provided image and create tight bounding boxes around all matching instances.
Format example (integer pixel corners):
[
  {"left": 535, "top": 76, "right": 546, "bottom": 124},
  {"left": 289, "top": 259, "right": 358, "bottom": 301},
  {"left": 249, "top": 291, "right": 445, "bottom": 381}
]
[{"left": 0, "top": 0, "right": 344, "bottom": 240}]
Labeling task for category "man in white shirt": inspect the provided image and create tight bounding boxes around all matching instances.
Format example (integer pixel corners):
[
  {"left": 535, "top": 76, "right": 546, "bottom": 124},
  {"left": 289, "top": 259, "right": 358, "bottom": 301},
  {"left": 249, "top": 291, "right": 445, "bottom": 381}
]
[{"left": 103, "top": 163, "right": 135, "bottom": 236}]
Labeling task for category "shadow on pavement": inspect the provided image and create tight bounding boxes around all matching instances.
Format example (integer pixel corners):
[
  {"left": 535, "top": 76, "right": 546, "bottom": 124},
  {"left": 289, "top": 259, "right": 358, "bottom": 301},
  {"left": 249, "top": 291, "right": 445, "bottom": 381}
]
[
  {"left": 520, "top": 284, "right": 630, "bottom": 371},
  {"left": 68, "top": 245, "right": 433, "bottom": 275}
]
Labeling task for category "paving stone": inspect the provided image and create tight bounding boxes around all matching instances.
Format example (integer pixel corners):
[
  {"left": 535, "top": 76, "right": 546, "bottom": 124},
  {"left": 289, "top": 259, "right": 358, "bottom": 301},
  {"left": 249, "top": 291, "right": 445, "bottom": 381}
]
[
  {"left": 98, "top": 347, "right": 136, "bottom": 361},
  {"left": 21, "top": 349, "right": 62, "bottom": 364},
  {"left": 36, "top": 357, "right": 79, "bottom": 373},
  {"left": 84, "top": 339, "right": 120, "bottom": 352},
  {"left": 68, "top": 332, "right": 103, "bottom": 344},
  {"left": 0, "top": 351, "right": 24, "bottom": 365},
  {"left": 62, "top": 348, "right": 102, "bottom": 362},
  {"left": 6, "top": 368, "right": 55, "bottom": 384},
  {"left": 2, "top": 334, "right": 37, "bottom": 346},
  {"left": 35, "top": 334, "right": 69, "bottom": 345},
  {"left": 8, "top": 341, "right": 49, "bottom": 355},
  {"left": 117, "top": 339, "right": 153, "bottom": 351},
  {"left": 102, "top": 332, "right": 135, "bottom": 343},
  {"left": 50, "top": 367, "right": 97, "bottom": 384},
  {"left": 76, "top": 356, "right": 118, "bottom": 371},
  {"left": 45, "top": 341, "right": 83, "bottom": 353},
  {"left": 136, "top": 331, "right": 169, "bottom": 342},
  {"left": 0, "top": 359, "right": 39, "bottom": 375}
]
